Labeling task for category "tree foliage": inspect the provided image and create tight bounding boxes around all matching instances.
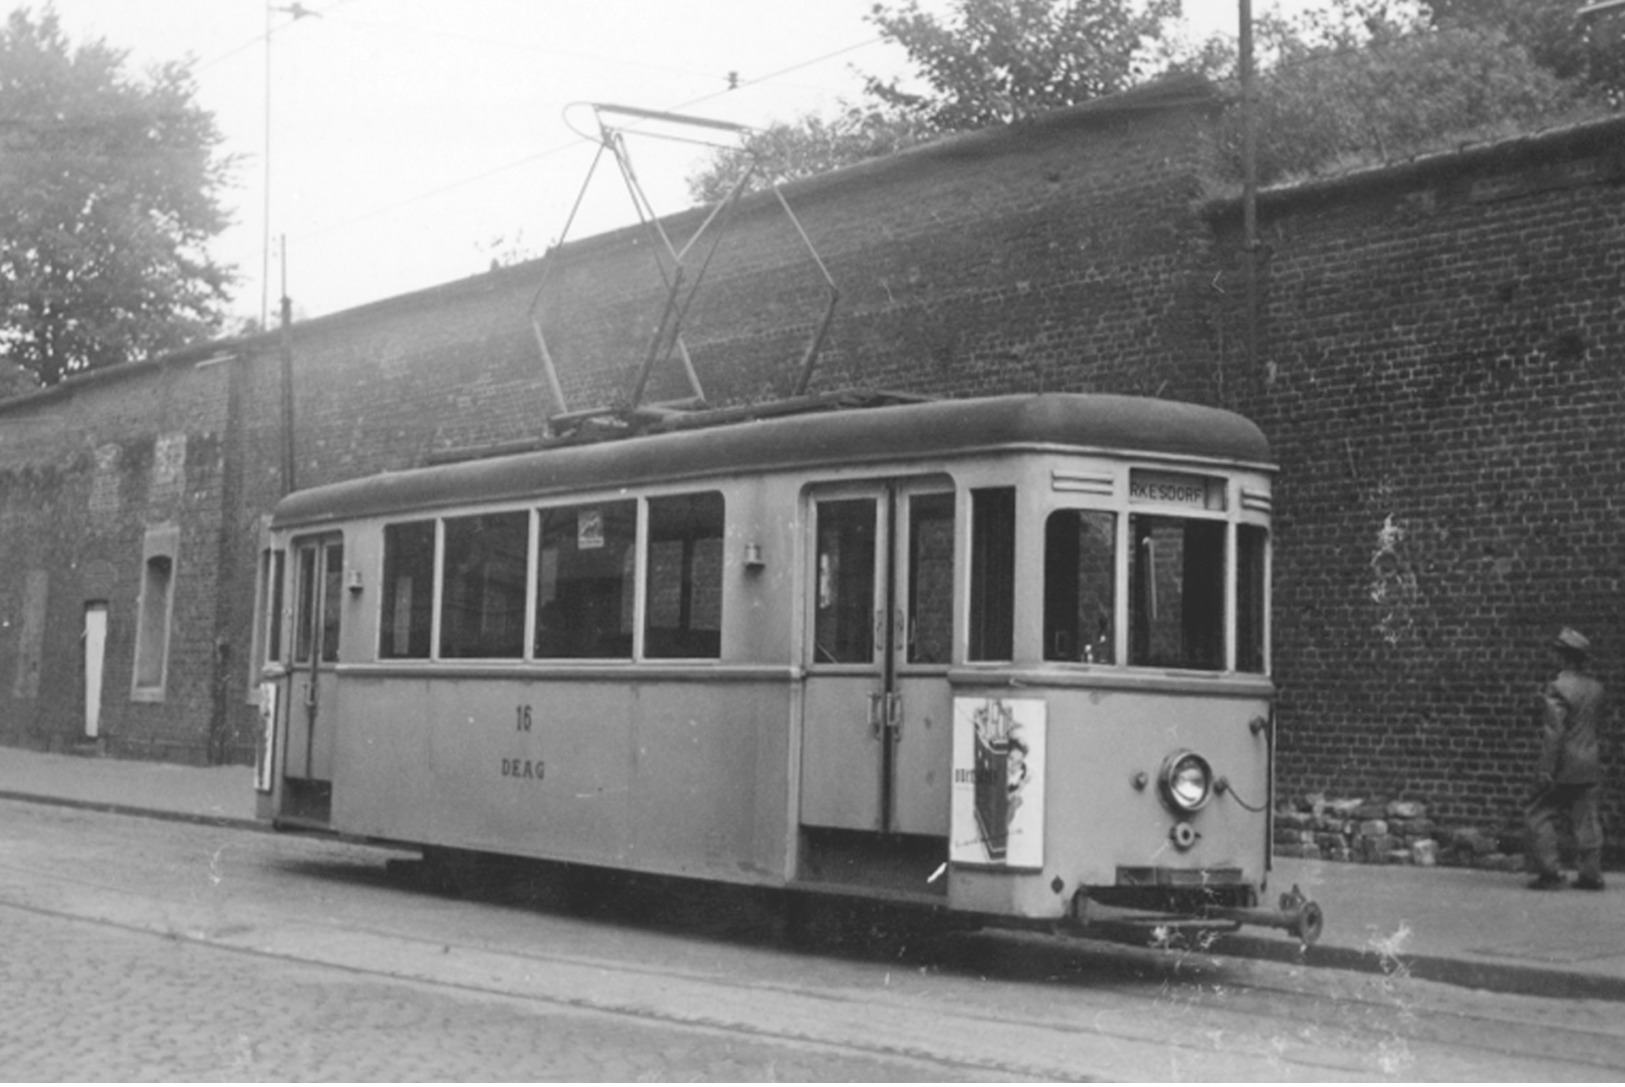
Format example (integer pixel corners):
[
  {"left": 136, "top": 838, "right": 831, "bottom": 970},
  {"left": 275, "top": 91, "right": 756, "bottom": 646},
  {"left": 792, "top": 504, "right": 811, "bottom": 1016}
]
[
  {"left": 1208, "top": 2, "right": 1603, "bottom": 185},
  {"left": 686, "top": 104, "right": 933, "bottom": 206},
  {"left": 685, "top": 0, "right": 1615, "bottom": 205},
  {"left": 0, "top": 8, "right": 235, "bottom": 387},
  {"left": 863, "top": 0, "right": 1181, "bottom": 128},
  {"left": 1424, "top": 0, "right": 1625, "bottom": 104},
  {"left": 686, "top": 0, "right": 1180, "bottom": 201}
]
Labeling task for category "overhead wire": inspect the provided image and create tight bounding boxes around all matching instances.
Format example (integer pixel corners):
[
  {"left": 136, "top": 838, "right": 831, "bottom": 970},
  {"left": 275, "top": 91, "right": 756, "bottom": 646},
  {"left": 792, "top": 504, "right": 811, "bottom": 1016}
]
[{"left": 289, "top": 33, "right": 886, "bottom": 241}]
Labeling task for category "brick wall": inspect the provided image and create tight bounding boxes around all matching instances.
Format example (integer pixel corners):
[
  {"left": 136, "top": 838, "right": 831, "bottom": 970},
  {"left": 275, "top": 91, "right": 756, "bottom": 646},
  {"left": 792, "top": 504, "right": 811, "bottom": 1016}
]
[
  {"left": 1208, "top": 118, "right": 1625, "bottom": 857},
  {"left": 0, "top": 352, "right": 238, "bottom": 763}
]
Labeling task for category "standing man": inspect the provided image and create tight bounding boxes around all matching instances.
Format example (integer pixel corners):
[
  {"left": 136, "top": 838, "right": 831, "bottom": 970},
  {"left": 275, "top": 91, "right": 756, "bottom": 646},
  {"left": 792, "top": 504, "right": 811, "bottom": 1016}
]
[{"left": 1526, "top": 627, "right": 1608, "bottom": 890}]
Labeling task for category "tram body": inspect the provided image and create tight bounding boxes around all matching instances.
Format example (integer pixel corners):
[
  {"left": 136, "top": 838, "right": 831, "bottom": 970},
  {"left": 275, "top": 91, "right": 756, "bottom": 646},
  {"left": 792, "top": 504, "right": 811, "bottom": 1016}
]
[{"left": 254, "top": 394, "right": 1297, "bottom": 933}]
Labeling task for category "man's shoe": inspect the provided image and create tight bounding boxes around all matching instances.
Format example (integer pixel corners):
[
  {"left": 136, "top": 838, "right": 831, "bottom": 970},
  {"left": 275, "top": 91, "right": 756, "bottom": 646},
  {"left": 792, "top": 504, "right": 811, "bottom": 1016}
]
[
  {"left": 1527, "top": 873, "right": 1565, "bottom": 890},
  {"left": 1573, "top": 876, "right": 1606, "bottom": 891}
]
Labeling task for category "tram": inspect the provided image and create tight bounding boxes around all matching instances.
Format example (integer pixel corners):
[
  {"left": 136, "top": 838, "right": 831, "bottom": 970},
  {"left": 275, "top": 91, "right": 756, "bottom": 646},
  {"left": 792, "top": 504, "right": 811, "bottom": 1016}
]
[{"left": 252, "top": 392, "right": 1321, "bottom": 944}]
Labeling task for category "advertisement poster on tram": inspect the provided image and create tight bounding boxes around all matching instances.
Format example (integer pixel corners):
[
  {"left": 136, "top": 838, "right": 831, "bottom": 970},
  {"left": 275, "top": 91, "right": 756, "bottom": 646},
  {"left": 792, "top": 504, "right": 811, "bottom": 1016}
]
[{"left": 950, "top": 697, "right": 1046, "bottom": 868}]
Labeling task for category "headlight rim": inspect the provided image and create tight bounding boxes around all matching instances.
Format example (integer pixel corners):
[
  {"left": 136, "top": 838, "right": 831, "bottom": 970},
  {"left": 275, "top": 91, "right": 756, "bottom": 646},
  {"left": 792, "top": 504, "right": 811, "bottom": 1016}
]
[{"left": 1159, "top": 749, "right": 1214, "bottom": 814}]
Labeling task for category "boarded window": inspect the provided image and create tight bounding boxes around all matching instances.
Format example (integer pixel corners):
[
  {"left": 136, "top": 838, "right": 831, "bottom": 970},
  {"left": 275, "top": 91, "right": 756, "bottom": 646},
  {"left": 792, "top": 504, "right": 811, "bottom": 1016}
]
[{"left": 133, "top": 523, "right": 180, "bottom": 698}]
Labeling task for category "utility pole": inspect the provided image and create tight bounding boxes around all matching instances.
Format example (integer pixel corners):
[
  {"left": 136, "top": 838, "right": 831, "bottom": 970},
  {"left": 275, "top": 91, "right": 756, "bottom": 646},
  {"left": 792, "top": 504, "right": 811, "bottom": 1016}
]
[{"left": 1240, "top": 0, "right": 1259, "bottom": 378}]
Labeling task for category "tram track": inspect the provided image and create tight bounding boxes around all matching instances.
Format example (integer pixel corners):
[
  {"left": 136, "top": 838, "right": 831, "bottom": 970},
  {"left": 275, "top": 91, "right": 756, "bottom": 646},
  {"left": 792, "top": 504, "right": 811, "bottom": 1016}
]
[{"left": 3, "top": 821, "right": 1623, "bottom": 1081}]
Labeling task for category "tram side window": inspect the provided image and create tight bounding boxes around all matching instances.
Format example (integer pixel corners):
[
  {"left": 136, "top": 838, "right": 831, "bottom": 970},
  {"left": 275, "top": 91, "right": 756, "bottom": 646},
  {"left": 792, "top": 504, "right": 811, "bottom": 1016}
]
[
  {"left": 645, "top": 492, "right": 724, "bottom": 659},
  {"left": 1129, "top": 516, "right": 1224, "bottom": 671},
  {"left": 1044, "top": 510, "right": 1116, "bottom": 663},
  {"left": 907, "top": 493, "right": 955, "bottom": 665},
  {"left": 381, "top": 520, "right": 435, "bottom": 659},
  {"left": 969, "top": 487, "right": 1015, "bottom": 662},
  {"left": 535, "top": 500, "right": 637, "bottom": 659},
  {"left": 440, "top": 512, "right": 528, "bottom": 659},
  {"left": 1237, "top": 524, "right": 1268, "bottom": 674}
]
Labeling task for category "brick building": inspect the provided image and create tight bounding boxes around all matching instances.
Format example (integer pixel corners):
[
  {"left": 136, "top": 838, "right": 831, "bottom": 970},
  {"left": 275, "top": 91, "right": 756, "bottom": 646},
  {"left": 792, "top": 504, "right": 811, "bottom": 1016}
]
[{"left": 0, "top": 75, "right": 1619, "bottom": 858}]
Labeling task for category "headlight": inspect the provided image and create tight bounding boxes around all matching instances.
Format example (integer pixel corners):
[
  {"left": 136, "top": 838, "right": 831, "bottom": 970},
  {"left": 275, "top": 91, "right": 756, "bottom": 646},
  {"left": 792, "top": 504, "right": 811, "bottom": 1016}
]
[{"left": 1159, "top": 750, "right": 1213, "bottom": 813}]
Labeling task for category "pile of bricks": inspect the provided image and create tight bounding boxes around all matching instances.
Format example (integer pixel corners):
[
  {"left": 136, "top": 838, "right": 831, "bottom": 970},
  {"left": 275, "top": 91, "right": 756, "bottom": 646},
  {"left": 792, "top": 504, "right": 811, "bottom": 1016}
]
[{"left": 1273, "top": 795, "right": 1525, "bottom": 871}]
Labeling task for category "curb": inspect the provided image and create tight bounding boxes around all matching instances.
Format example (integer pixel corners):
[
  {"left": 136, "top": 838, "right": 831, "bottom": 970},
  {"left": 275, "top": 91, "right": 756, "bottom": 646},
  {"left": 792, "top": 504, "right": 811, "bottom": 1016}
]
[
  {"left": 0, "top": 789, "right": 266, "bottom": 835},
  {"left": 1209, "top": 931, "right": 1625, "bottom": 1004}
]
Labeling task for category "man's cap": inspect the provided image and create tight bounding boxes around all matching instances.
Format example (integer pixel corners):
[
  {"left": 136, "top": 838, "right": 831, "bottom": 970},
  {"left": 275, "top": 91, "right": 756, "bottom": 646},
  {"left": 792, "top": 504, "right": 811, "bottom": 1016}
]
[{"left": 1553, "top": 627, "right": 1591, "bottom": 655}]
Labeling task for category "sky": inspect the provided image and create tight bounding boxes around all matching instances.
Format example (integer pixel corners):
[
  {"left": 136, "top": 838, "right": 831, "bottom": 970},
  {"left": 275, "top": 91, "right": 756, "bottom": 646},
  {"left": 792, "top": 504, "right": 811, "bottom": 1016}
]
[{"left": 29, "top": 1, "right": 1328, "bottom": 326}]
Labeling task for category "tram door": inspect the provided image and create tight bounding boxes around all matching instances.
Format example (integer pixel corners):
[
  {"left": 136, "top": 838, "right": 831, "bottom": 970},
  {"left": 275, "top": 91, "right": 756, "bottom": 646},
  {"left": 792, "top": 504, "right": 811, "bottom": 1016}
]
[
  {"left": 281, "top": 534, "right": 343, "bottom": 794},
  {"left": 802, "top": 483, "right": 955, "bottom": 836}
]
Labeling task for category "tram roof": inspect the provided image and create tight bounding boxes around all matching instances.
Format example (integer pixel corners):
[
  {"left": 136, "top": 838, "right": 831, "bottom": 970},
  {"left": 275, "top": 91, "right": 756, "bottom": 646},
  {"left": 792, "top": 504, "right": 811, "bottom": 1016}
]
[{"left": 271, "top": 393, "right": 1273, "bottom": 529}]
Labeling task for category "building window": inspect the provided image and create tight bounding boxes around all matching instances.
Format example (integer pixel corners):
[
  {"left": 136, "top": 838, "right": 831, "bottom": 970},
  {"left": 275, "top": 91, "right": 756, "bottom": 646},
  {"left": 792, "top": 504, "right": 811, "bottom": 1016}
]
[
  {"left": 644, "top": 492, "right": 725, "bottom": 659},
  {"left": 132, "top": 523, "right": 179, "bottom": 700}
]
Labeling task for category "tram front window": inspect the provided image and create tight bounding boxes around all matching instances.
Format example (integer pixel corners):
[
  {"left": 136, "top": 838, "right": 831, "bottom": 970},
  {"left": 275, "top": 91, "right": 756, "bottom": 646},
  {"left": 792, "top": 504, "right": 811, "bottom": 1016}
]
[
  {"left": 1044, "top": 510, "right": 1116, "bottom": 663},
  {"left": 1129, "top": 515, "right": 1225, "bottom": 671}
]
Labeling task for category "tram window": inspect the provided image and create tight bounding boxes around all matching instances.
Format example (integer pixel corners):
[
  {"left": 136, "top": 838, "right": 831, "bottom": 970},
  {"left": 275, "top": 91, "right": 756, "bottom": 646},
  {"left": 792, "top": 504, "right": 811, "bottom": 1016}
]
[
  {"left": 907, "top": 493, "right": 955, "bottom": 665},
  {"left": 644, "top": 492, "right": 724, "bottom": 659},
  {"left": 813, "top": 498, "right": 877, "bottom": 663},
  {"left": 381, "top": 521, "right": 434, "bottom": 659},
  {"left": 1044, "top": 510, "right": 1117, "bottom": 663},
  {"left": 1129, "top": 516, "right": 1224, "bottom": 670},
  {"left": 320, "top": 542, "right": 343, "bottom": 662},
  {"left": 440, "top": 513, "right": 527, "bottom": 659},
  {"left": 1237, "top": 524, "right": 1268, "bottom": 674},
  {"left": 535, "top": 500, "right": 637, "bottom": 659},
  {"left": 261, "top": 549, "right": 284, "bottom": 665},
  {"left": 294, "top": 546, "right": 317, "bottom": 663},
  {"left": 969, "top": 487, "right": 1015, "bottom": 662}
]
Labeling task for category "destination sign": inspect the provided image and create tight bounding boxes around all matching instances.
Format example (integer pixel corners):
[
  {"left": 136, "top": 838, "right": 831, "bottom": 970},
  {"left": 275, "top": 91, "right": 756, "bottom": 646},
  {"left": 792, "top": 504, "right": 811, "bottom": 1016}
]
[{"left": 1128, "top": 470, "right": 1225, "bottom": 510}]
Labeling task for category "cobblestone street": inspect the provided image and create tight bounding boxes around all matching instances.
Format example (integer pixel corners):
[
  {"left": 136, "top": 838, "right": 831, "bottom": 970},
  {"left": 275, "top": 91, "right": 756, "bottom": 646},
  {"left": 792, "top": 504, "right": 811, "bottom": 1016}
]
[
  {"left": 0, "top": 905, "right": 953, "bottom": 1081},
  {"left": 5, "top": 798, "right": 1625, "bottom": 1081}
]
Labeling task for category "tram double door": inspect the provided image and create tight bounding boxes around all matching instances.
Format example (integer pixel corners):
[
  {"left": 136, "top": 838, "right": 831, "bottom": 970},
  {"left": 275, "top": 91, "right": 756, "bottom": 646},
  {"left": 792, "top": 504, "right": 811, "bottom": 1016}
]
[
  {"left": 277, "top": 533, "right": 343, "bottom": 821},
  {"left": 802, "top": 481, "right": 955, "bottom": 837}
]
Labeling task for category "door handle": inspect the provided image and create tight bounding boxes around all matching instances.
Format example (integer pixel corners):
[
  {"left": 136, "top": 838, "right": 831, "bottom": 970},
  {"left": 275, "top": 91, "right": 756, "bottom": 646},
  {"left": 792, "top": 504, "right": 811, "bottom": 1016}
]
[
  {"left": 868, "top": 692, "right": 885, "bottom": 738},
  {"left": 886, "top": 692, "right": 902, "bottom": 738}
]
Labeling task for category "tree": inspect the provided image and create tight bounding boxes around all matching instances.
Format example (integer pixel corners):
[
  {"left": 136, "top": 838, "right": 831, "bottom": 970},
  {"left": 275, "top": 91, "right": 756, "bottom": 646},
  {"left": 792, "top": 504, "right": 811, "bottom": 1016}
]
[
  {"left": 1424, "top": 0, "right": 1625, "bottom": 104},
  {"left": 0, "top": 8, "right": 235, "bottom": 387},
  {"left": 686, "top": 104, "right": 932, "bottom": 205},
  {"left": 686, "top": 0, "right": 1179, "bottom": 201},
  {"left": 1204, "top": 2, "right": 1602, "bottom": 185},
  {"left": 864, "top": 0, "right": 1182, "bottom": 129}
]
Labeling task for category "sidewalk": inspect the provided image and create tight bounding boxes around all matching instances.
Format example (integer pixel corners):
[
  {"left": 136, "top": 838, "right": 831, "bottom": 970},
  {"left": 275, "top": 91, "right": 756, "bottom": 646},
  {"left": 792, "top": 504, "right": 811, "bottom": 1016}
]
[{"left": 3, "top": 746, "right": 1622, "bottom": 1001}]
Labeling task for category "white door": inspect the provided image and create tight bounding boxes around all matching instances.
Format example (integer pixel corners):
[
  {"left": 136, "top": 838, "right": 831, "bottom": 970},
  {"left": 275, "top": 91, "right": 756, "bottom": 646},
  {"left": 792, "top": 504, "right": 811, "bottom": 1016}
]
[{"left": 83, "top": 603, "right": 108, "bottom": 739}]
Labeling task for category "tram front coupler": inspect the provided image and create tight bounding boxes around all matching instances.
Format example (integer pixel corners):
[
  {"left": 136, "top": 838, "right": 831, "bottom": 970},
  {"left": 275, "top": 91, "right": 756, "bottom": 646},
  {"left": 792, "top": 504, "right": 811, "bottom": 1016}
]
[{"left": 1203, "top": 884, "right": 1325, "bottom": 946}]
